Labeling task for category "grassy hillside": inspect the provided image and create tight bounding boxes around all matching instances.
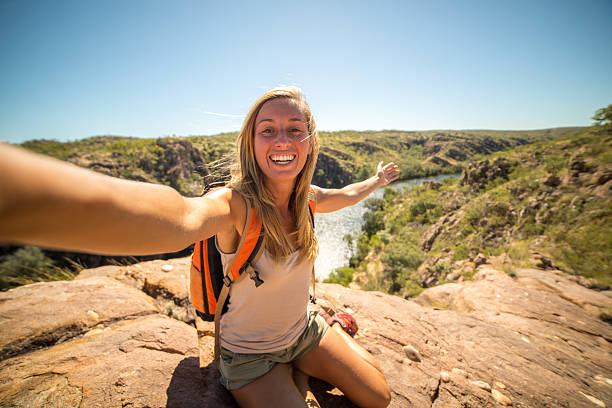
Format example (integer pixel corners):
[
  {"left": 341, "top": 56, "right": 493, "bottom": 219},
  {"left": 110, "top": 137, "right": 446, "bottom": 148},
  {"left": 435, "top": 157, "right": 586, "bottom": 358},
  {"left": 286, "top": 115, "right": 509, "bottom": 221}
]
[
  {"left": 20, "top": 128, "right": 582, "bottom": 194},
  {"left": 328, "top": 126, "right": 611, "bottom": 299},
  {"left": 0, "top": 126, "right": 585, "bottom": 290}
]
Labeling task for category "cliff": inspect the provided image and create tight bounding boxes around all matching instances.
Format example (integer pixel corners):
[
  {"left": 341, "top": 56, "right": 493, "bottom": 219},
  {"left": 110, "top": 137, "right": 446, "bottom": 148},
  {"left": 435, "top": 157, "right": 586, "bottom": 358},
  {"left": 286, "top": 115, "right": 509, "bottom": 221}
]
[
  {"left": 2, "top": 127, "right": 583, "bottom": 283},
  {"left": 1, "top": 256, "right": 610, "bottom": 407},
  {"left": 343, "top": 127, "right": 611, "bottom": 297},
  {"left": 21, "top": 128, "right": 582, "bottom": 195}
]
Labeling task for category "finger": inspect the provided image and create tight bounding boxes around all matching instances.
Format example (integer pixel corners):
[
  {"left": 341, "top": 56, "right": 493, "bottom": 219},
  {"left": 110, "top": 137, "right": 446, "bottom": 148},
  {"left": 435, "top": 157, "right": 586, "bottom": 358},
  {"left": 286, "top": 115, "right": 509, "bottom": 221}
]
[
  {"left": 383, "top": 162, "right": 397, "bottom": 171},
  {"left": 385, "top": 166, "right": 398, "bottom": 174},
  {"left": 386, "top": 169, "right": 399, "bottom": 179}
]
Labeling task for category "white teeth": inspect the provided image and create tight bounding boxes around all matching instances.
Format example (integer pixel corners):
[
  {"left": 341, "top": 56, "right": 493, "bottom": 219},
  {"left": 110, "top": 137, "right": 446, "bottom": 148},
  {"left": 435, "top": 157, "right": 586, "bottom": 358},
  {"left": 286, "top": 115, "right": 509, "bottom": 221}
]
[{"left": 270, "top": 154, "right": 295, "bottom": 163}]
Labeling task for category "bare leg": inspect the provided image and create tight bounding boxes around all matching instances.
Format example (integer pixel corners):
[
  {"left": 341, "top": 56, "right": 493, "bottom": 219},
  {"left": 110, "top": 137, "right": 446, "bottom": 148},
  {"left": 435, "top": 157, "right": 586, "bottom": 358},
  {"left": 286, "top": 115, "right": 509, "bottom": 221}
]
[
  {"left": 230, "top": 363, "right": 306, "bottom": 408},
  {"left": 230, "top": 363, "right": 323, "bottom": 408},
  {"left": 294, "top": 325, "right": 391, "bottom": 408},
  {"left": 293, "top": 367, "right": 321, "bottom": 407}
]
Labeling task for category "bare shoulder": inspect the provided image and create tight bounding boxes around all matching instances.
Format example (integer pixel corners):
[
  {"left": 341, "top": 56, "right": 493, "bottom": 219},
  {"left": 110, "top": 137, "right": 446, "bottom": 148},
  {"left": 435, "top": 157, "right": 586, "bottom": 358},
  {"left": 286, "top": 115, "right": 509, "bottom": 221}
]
[
  {"left": 227, "top": 188, "right": 247, "bottom": 231},
  {"left": 199, "top": 187, "right": 246, "bottom": 233},
  {"left": 201, "top": 187, "right": 246, "bottom": 253}
]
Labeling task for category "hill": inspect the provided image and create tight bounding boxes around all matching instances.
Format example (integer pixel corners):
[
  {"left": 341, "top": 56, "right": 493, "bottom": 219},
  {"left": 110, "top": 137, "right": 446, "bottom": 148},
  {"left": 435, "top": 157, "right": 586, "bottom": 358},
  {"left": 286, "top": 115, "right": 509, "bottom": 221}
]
[
  {"left": 20, "top": 127, "right": 581, "bottom": 194},
  {"left": 1, "top": 127, "right": 582, "bottom": 290},
  {"left": 331, "top": 126, "right": 611, "bottom": 311}
]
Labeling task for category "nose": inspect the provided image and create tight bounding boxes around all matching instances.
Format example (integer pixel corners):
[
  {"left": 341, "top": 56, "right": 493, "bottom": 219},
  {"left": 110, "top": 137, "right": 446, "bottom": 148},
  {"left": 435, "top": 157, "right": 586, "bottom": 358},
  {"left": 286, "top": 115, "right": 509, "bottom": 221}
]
[{"left": 274, "top": 128, "right": 290, "bottom": 147}]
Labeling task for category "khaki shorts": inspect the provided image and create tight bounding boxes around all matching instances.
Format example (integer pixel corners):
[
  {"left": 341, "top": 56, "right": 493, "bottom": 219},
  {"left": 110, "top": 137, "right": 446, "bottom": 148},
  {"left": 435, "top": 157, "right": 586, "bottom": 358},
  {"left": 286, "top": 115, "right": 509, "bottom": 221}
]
[{"left": 219, "top": 310, "right": 329, "bottom": 390}]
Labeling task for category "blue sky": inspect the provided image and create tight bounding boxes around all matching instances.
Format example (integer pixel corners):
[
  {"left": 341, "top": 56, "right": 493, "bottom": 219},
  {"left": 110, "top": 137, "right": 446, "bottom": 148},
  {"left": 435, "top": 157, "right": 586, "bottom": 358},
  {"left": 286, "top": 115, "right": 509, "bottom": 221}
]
[{"left": 1, "top": 0, "right": 611, "bottom": 144}]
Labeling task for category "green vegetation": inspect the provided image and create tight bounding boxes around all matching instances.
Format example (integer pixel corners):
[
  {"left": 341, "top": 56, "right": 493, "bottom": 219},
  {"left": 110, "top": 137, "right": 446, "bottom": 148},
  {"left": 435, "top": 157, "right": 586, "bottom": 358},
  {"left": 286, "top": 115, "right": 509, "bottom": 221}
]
[
  {"left": 4, "top": 125, "right": 589, "bottom": 290},
  {"left": 592, "top": 104, "right": 612, "bottom": 127},
  {"left": 20, "top": 127, "right": 582, "bottom": 195},
  {"left": 339, "top": 123, "right": 611, "bottom": 297},
  {"left": 0, "top": 247, "right": 77, "bottom": 290},
  {"left": 323, "top": 267, "right": 354, "bottom": 287}
]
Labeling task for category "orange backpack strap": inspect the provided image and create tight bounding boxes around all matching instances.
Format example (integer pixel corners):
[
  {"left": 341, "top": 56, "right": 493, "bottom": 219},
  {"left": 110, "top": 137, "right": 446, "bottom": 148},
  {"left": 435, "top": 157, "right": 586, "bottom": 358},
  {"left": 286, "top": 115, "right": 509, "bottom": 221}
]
[
  {"left": 308, "top": 187, "right": 317, "bottom": 304},
  {"left": 190, "top": 182, "right": 231, "bottom": 321},
  {"left": 213, "top": 195, "right": 265, "bottom": 360}
]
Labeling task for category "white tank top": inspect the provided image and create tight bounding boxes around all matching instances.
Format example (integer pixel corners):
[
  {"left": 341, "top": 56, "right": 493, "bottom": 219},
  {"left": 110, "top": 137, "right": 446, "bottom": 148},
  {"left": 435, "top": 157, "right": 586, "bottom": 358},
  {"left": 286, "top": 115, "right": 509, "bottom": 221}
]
[{"left": 217, "top": 239, "right": 313, "bottom": 353}]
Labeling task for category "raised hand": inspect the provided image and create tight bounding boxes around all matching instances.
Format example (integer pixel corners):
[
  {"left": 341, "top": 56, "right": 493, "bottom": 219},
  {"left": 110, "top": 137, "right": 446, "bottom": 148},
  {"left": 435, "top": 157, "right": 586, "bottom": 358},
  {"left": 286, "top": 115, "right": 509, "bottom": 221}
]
[{"left": 376, "top": 161, "right": 399, "bottom": 186}]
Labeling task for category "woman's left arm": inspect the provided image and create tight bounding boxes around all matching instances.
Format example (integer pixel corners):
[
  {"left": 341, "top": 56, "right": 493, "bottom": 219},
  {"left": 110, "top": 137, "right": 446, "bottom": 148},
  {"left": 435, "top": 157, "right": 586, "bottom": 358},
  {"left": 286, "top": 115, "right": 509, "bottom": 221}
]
[{"left": 312, "top": 161, "right": 399, "bottom": 213}]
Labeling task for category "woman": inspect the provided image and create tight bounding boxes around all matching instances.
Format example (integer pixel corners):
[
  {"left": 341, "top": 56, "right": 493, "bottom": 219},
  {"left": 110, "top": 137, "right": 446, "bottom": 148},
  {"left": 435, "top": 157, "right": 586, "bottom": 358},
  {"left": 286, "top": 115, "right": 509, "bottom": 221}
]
[{"left": 0, "top": 86, "right": 398, "bottom": 407}]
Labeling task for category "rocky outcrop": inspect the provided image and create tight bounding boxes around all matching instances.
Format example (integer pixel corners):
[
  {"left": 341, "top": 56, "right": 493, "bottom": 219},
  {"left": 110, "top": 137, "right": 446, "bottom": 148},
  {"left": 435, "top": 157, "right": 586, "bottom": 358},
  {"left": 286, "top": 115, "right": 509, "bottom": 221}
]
[
  {"left": 461, "top": 157, "right": 515, "bottom": 190},
  {"left": 1, "top": 258, "right": 611, "bottom": 407},
  {"left": 313, "top": 151, "right": 355, "bottom": 188},
  {"left": 422, "top": 135, "right": 524, "bottom": 167},
  {"left": 153, "top": 138, "right": 209, "bottom": 194}
]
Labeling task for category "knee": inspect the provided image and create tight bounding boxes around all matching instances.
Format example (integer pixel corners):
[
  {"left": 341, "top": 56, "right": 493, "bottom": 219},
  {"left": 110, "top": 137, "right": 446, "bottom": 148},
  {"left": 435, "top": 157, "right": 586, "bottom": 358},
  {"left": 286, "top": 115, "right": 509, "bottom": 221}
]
[
  {"left": 378, "top": 386, "right": 392, "bottom": 408},
  {"left": 367, "top": 382, "right": 391, "bottom": 408},
  {"left": 376, "top": 382, "right": 391, "bottom": 408}
]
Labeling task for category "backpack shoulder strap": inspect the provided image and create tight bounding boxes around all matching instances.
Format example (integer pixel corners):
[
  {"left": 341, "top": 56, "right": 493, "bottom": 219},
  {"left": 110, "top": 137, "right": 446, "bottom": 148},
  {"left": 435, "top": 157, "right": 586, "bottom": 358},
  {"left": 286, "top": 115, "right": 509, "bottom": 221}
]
[
  {"left": 213, "top": 194, "right": 265, "bottom": 360},
  {"left": 307, "top": 187, "right": 317, "bottom": 303},
  {"left": 308, "top": 187, "right": 316, "bottom": 221}
]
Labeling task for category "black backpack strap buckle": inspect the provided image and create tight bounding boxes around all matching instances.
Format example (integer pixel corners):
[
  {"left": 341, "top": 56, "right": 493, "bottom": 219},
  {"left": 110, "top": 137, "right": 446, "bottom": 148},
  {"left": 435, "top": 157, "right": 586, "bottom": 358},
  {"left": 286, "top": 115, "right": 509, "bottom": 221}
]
[{"left": 245, "top": 263, "right": 264, "bottom": 287}]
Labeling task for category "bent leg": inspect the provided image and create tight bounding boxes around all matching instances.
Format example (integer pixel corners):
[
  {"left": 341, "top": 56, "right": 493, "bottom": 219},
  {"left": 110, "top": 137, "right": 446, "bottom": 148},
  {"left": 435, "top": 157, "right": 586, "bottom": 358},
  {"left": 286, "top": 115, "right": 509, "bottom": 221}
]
[
  {"left": 294, "top": 325, "right": 391, "bottom": 408},
  {"left": 293, "top": 368, "right": 321, "bottom": 407},
  {"left": 230, "top": 363, "right": 306, "bottom": 408}
]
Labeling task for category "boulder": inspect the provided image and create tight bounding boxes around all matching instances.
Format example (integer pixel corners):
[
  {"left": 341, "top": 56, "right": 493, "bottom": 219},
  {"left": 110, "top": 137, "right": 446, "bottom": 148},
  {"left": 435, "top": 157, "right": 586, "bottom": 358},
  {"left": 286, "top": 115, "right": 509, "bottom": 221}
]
[
  {"left": 1, "top": 257, "right": 611, "bottom": 407},
  {"left": 543, "top": 174, "right": 562, "bottom": 187},
  {"left": 461, "top": 158, "right": 515, "bottom": 190},
  {"left": 0, "top": 316, "right": 204, "bottom": 408},
  {"left": 421, "top": 224, "right": 443, "bottom": 251},
  {"left": 76, "top": 258, "right": 195, "bottom": 324},
  {"left": 0, "top": 276, "right": 157, "bottom": 360}
]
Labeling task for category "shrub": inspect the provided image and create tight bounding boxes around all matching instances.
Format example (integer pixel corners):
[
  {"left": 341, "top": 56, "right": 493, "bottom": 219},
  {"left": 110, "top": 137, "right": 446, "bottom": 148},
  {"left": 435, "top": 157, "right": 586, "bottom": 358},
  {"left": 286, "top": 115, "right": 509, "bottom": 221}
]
[
  {"left": 380, "top": 241, "right": 425, "bottom": 271},
  {"left": 452, "top": 245, "right": 470, "bottom": 261},
  {"left": 408, "top": 190, "right": 442, "bottom": 224},
  {"left": 324, "top": 267, "right": 354, "bottom": 287},
  {"left": 362, "top": 211, "right": 385, "bottom": 237},
  {"left": 0, "top": 247, "right": 76, "bottom": 290},
  {"left": 465, "top": 199, "right": 487, "bottom": 226},
  {"left": 383, "top": 187, "right": 399, "bottom": 202},
  {"left": 356, "top": 234, "right": 371, "bottom": 261},
  {"left": 402, "top": 280, "right": 425, "bottom": 298}
]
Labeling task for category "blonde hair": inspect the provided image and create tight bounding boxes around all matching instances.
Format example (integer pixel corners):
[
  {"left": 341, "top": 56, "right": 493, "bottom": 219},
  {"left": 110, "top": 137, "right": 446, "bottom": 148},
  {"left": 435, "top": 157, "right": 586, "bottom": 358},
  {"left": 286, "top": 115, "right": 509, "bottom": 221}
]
[{"left": 229, "top": 86, "right": 320, "bottom": 263}]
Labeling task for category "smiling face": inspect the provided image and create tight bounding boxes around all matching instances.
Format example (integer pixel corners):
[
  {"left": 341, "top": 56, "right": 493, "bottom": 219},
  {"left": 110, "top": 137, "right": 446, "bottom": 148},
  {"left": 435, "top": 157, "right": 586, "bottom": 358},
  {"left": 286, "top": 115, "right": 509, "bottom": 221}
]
[{"left": 253, "top": 98, "right": 312, "bottom": 186}]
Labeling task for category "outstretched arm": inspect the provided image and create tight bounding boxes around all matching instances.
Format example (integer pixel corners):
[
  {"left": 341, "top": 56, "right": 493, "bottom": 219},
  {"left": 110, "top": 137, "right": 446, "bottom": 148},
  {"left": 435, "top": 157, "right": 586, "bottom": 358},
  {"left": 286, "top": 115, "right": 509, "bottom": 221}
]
[
  {"left": 0, "top": 143, "right": 235, "bottom": 255},
  {"left": 312, "top": 161, "right": 399, "bottom": 213}
]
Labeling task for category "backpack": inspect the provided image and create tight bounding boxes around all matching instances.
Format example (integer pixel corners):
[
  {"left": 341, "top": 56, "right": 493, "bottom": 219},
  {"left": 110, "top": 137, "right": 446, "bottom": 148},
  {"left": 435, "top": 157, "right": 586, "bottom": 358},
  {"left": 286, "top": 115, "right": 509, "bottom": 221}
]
[{"left": 189, "top": 182, "right": 317, "bottom": 360}]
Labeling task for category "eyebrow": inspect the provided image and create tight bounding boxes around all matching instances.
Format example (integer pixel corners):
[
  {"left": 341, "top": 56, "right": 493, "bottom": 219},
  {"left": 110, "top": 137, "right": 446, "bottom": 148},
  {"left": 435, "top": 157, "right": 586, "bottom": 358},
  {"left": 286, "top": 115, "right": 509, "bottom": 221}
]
[{"left": 256, "top": 118, "right": 304, "bottom": 126}]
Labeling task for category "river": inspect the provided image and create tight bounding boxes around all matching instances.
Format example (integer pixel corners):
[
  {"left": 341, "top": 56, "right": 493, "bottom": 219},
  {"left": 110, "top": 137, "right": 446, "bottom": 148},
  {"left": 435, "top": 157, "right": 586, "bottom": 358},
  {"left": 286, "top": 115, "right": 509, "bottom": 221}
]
[{"left": 314, "top": 174, "right": 457, "bottom": 280}]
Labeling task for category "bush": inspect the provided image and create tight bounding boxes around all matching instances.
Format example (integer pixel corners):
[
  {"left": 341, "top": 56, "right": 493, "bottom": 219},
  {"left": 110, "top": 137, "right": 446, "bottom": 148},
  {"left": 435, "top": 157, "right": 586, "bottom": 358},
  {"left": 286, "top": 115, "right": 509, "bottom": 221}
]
[
  {"left": 362, "top": 211, "right": 385, "bottom": 237},
  {"left": 407, "top": 190, "right": 443, "bottom": 224},
  {"left": 402, "top": 280, "right": 425, "bottom": 298},
  {"left": 381, "top": 241, "right": 425, "bottom": 271},
  {"left": 0, "top": 247, "right": 76, "bottom": 290},
  {"left": 465, "top": 199, "right": 487, "bottom": 227},
  {"left": 356, "top": 233, "right": 371, "bottom": 261},
  {"left": 453, "top": 245, "right": 470, "bottom": 261},
  {"left": 383, "top": 187, "right": 399, "bottom": 202},
  {"left": 324, "top": 267, "right": 354, "bottom": 287}
]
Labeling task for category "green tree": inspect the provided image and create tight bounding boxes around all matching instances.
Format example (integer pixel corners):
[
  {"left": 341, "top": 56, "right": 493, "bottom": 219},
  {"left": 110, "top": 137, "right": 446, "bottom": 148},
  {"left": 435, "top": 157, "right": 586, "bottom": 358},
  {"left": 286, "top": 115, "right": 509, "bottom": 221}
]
[{"left": 592, "top": 104, "right": 612, "bottom": 126}]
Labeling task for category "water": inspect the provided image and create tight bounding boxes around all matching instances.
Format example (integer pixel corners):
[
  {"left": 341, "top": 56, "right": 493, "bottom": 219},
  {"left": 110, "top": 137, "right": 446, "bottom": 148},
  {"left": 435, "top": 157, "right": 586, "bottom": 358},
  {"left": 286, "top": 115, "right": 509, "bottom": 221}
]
[{"left": 314, "top": 174, "right": 457, "bottom": 280}]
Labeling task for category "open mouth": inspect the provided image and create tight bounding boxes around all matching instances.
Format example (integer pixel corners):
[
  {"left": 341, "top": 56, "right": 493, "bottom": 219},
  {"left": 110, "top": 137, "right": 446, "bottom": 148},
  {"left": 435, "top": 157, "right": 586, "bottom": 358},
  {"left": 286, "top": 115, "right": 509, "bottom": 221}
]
[{"left": 269, "top": 154, "right": 296, "bottom": 165}]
